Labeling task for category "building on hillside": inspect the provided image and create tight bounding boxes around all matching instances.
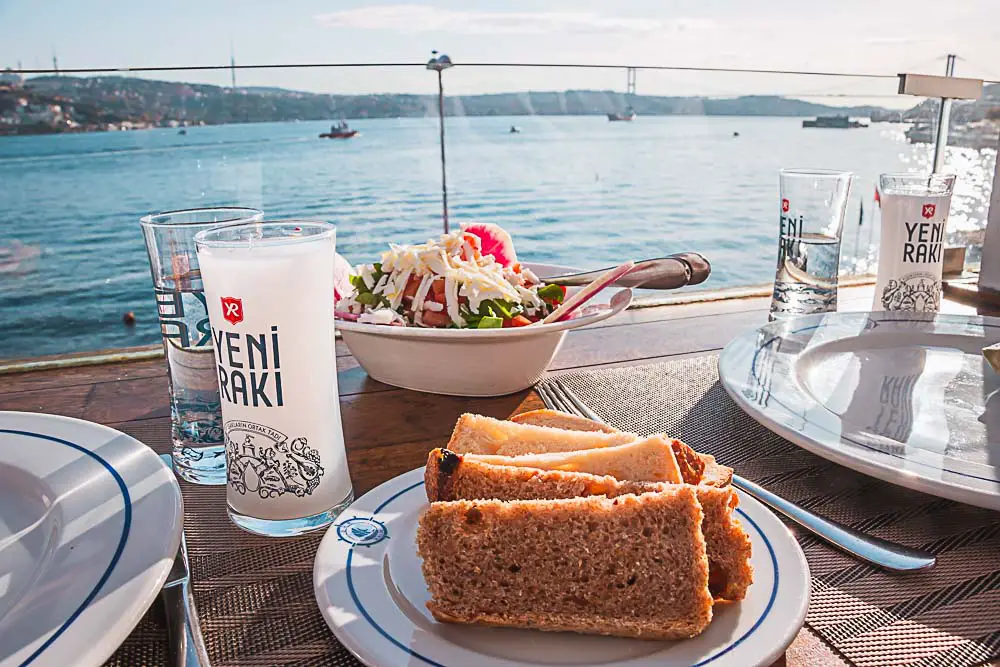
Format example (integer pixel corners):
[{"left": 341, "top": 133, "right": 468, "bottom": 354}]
[{"left": 0, "top": 68, "right": 24, "bottom": 89}]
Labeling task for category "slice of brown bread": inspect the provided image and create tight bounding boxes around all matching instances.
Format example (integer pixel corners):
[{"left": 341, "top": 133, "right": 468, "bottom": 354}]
[
  {"left": 447, "top": 413, "right": 637, "bottom": 456},
  {"left": 510, "top": 410, "right": 732, "bottom": 487},
  {"left": 425, "top": 448, "right": 753, "bottom": 601},
  {"left": 426, "top": 449, "right": 666, "bottom": 503},
  {"left": 510, "top": 409, "right": 619, "bottom": 433},
  {"left": 417, "top": 489, "right": 714, "bottom": 640},
  {"left": 467, "top": 434, "right": 684, "bottom": 483}
]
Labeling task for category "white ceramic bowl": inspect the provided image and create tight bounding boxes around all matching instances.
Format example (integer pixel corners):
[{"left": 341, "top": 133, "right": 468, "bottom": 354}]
[{"left": 338, "top": 288, "right": 632, "bottom": 396}]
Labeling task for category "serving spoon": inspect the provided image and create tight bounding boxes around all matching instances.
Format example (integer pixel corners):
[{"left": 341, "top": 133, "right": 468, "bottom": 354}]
[{"left": 543, "top": 252, "right": 711, "bottom": 291}]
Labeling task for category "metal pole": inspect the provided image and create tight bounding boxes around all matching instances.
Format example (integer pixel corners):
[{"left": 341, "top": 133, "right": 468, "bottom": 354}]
[
  {"left": 931, "top": 54, "right": 956, "bottom": 174},
  {"left": 437, "top": 69, "right": 449, "bottom": 234}
]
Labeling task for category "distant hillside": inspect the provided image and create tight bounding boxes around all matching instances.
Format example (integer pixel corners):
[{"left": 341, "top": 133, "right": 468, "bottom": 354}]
[
  {"left": 900, "top": 82, "right": 1000, "bottom": 122},
  {"left": 1, "top": 75, "right": 891, "bottom": 134}
]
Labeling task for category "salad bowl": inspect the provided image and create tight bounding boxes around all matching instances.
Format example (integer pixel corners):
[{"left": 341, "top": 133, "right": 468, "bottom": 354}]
[{"left": 338, "top": 287, "right": 632, "bottom": 396}]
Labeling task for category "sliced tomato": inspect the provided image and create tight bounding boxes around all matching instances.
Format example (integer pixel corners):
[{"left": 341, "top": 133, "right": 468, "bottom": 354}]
[
  {"left": 510, "top": 315, "right": 532, "bottom": 327},
  {"left": 403, "top": 275, "right": 421, "bottom": 298},
  {"left": 429, "top": 279, "right": 447, "bottom": 304},
  {"left": 421, "top": 310, "right": 451, "bottom": 327}
]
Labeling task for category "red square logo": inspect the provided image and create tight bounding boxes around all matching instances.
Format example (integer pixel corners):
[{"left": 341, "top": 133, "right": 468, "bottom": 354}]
[
  {"left": 221, "top": 297, "right": 243, "bottom": 325},
  {"left": 922, "top": 203, "right": 936, "bottom": 219},
  {"left": 781, "top": 199, "right": 790, "bottom": 213}
]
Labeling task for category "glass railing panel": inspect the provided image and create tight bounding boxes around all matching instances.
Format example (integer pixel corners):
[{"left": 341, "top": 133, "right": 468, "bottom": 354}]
[{"left": 0, "top": 63, "right": 996, "bottom": 360}]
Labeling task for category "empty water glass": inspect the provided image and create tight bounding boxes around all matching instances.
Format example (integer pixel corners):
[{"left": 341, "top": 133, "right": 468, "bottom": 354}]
[
  {"left": 769, "top": 169, "right": 853, "bottom": 320},
  {"left": 140, "top": 207, "right": 263, "bottom": 484}
]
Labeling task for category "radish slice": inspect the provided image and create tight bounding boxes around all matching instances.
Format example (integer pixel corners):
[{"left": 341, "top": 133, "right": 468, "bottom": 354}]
[
  {"left": 460, "top": 222, "right": 518, "bottom": 268},
  {"left": 333, "top": 252, "right": 354, "bottom": 302},
  {"left": 335, "top": 310, "right": 360, "bottom": 321},
  {"left": 541, "top": 261, "right": 635, "bottom": 324}
]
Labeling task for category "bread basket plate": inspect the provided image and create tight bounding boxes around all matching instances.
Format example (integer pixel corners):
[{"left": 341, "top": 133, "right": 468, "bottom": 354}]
[{"left": 313, "top": 467, "right": 809, "bottom": 667}]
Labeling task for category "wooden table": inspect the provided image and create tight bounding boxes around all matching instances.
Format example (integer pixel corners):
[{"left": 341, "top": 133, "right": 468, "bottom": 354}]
[{"left": 0, "top": 285, "right": 985, "bottom": 667}]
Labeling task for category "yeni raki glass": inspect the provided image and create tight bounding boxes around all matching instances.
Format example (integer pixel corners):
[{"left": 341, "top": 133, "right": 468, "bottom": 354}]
[{"left": 195, "top": 220, "right": 354, "bottom": 537}]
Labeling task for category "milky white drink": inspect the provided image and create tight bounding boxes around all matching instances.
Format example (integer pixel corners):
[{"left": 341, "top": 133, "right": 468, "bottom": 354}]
[
  {"left": 873, "top": 174, "right": 956, "bottom": 313},
  {"left": 196, "top": 221, "right": 353, "bottom": 535}
]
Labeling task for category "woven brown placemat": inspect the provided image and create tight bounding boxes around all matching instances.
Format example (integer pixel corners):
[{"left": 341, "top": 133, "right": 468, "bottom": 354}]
[
  {"left": 545, "top": 354, "right": 1000, "bottom": 667},
  {"left": 104, "top": 419, "right": 362, "bottom": 667}
]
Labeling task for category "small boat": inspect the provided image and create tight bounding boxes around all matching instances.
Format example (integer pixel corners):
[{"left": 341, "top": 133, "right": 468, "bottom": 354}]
[
  {"left": 178, "top": 128, "right": 187, "bottom": 135},
  {"left": 802, "top": 116, "right": 866, "bottom": 129},
  {"left": 608, "top": 106, "right": 636, "bottom": 122},
  {"left": 320, "top": 122, "right": 358, "bottom": 139}
]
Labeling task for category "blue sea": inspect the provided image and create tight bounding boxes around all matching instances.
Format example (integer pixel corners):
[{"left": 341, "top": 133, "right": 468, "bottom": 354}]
[{"left": 0, "top": 115, "right": 995, "bottom": 359}]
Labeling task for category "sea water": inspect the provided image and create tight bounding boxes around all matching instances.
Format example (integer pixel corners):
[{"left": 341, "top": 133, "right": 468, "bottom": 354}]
[{"left": 0, "top": 116, "right": 992, "bottom": 358}]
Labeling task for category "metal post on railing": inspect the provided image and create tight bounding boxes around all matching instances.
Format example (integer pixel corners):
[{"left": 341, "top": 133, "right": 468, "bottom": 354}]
[
  {"left": 897, "top": 62, "right": 982, "bottom": 174},
  {"left": 426, "top": 51, "right": 454, "bottom": 234},
  {"left": 931, "top": 54, "right": 957, "bottom": 174}
]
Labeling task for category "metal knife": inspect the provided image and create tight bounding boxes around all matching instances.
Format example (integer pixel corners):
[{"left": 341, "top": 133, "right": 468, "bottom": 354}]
[{"left": 159, "top": 454, "right": 211, "bottom": 667}]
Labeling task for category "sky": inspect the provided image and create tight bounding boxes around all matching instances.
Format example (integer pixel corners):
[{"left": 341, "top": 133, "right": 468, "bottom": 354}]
[{"left": 1, "top": 0, "right": 999, "bottom": 108}]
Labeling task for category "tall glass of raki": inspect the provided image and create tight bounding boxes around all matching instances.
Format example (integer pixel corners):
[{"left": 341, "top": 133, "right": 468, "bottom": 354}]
[
  {"left": 873, "top": 174, "right": 956, "bottom": 312},
  {"left": 194, "top": 220, "right": 354, "bottom": 537}
]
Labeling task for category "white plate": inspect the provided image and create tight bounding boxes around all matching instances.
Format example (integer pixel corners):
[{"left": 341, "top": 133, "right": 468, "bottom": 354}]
[
  {"left": 313, "top": 467, "right": 810, "bottom": 667},
  {"left": 0, "top": 412, "right": 183, "bottom": 667},
  {"left": 719, "top": 311, "right": 1000, "bottom": 511}
]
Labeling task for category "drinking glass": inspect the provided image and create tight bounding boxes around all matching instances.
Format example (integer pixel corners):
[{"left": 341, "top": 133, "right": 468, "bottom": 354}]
[
  {"left": 195, "top": 220, "right": 354, "bottom": 537},
  {"left": 140, "top": 207, "right": 263, "bottom": 485},
  {"left": 769, "top": 169, "right": 853, "bottom": 320},
  {"left": 873, "top": 173, "right": 956, "bottom": 313}
]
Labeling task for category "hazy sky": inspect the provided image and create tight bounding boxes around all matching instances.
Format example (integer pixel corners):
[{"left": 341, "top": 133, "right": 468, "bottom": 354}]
[{"left": 2, "top": 0, "right": 998, "bottom": 107}]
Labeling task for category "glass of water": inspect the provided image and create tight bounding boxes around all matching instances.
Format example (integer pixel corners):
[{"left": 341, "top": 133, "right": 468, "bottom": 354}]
[
  {"left": 769, "top": 169, "right": 853, "bottom": 320},
  {"left": 140, "top": 207, "right": 263, "bottom": 484}
]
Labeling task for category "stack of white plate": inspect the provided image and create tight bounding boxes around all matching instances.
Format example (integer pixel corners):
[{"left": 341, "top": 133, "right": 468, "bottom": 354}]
[{"left": 0, "top": 412, "right": 183, "bottom": 667}]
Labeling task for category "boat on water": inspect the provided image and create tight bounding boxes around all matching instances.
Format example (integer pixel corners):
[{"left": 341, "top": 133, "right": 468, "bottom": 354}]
[
  {"left": 802, "top": 115, "right": 867, "bottom": 129},
  {"left": 320, "top": 121, "right": 358, "bottom": 139},
  {"left": 608, "top": 106, "right": 637, "bottom": 122}
]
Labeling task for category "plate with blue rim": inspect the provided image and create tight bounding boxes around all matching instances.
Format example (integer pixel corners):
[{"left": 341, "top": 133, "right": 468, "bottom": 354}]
[
  {"left": 313, "top": 466, "right": 810, "bottom": 667},
  {"left": 0, "top": 411, "right": 183, "bottom": 667},
  {"left": 719, "top": 311, "right": 1000, "bottom": 511}
]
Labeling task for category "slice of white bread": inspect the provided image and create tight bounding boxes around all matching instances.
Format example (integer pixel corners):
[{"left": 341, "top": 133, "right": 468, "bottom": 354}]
[
  {"left": 510, "top": 409, "right": 619, "bottom": 433},
  {"left": 467, "top": 434, "right": 684, "bottom": 484},
  {"left": 425, "top": 448, "right": 754, "bottom": 601},
  {"left": 511, "top": 409, "right": 733, "bottom": 487},
  {"left": 447, "top": 413, "right": 637, "bottom": 456},
  {"left": 417, "top": 489, "right": 714, "bottom": 640}
]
